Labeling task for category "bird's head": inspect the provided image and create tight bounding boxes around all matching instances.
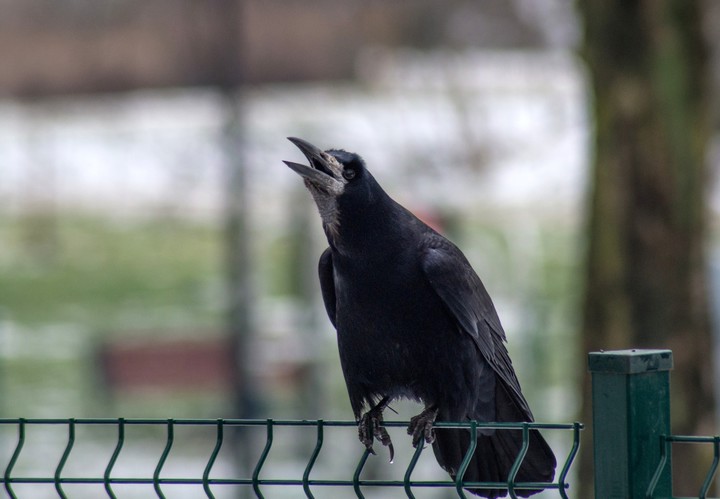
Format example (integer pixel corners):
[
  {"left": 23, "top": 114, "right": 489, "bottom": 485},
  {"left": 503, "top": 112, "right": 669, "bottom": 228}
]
[{"left": 284, "top": 137, "right": 371, "bottom": 237}]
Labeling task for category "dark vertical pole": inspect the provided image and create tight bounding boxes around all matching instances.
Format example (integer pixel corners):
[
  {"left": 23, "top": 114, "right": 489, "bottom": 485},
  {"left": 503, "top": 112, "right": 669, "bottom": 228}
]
[
  {"left": 589, "top": 349, "right": 673, "bottom": 498},
  {"left": 288, "top": 190, "right": 324, "bottom": 422},
  {"left": 224, "top": 101, "right": 256, "bottom": 412},
  {"left": 224, "top": 96, "right": 258, "bottom": 499},
  {"left": 212, "top": 1, "right": 258, "bottom": 497},
  {"left": 285, "top": 190, "right": 327, "bottom": 461}
]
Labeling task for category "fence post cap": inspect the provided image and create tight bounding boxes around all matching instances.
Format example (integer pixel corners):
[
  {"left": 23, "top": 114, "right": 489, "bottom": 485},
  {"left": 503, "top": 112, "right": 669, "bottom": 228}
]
[{"left": 588, "top": 349, "right": 673, "bottom": 374}]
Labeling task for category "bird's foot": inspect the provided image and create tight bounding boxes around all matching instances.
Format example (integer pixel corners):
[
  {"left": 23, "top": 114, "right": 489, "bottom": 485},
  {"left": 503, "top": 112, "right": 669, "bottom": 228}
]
[
  {"left": 358, "top": 398, "right": 394, "bottom": 462},
  {"left": 408, "top": 405, "right": 439, "bottom": 448}
]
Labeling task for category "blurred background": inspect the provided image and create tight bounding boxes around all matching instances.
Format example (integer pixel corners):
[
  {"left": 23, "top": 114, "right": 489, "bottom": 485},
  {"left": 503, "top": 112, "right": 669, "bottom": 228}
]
[{"left": 0, "top": 0, "right": 719, "bottom": 497}]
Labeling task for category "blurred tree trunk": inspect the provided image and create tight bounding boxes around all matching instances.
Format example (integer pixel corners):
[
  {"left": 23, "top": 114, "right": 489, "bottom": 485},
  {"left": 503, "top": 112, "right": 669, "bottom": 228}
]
[{"left": 577, "top": 0, "right": 715, "bottom": 496}]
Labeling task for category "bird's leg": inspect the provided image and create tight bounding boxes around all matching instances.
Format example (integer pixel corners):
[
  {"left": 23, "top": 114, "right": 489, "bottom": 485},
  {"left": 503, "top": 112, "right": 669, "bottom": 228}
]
[
  {"left": 358, "top": 396, "right": 394, "bottom": 462},
  {"left": 408, "top": 405, "right": 439, "bottom": 448}
]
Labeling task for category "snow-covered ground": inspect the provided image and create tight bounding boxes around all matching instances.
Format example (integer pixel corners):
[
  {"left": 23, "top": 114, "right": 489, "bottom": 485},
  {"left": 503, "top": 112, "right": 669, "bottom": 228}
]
[{"left": 0, "top": 49, "right": 589, "bottom": 227}]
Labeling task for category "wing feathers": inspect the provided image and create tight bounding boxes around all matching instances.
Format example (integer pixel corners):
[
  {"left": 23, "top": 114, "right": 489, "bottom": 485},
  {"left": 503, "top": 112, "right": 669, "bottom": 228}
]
[
  {"left": 420, "top": 237, "right": 532, "bottom": 419},
  {"left": 318, "top": 248, "right": 337, "bottom": 328}
]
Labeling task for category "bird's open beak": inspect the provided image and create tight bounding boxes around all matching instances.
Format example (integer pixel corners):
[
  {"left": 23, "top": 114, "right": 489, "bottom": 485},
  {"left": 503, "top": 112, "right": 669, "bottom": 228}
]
[{"left": 284, "top": 137, "right": 344, "bottom": 194}]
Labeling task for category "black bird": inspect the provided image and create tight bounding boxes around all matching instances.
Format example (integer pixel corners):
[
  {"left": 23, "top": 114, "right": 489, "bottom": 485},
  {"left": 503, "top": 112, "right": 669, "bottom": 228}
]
[{"left": 284, "top": 137, "right": 556, "bottom": 498}]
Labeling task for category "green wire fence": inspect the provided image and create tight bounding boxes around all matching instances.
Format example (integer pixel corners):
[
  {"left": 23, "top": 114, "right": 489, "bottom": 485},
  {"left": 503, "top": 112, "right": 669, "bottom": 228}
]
[
  {"left": 646, "top": 435, "right": 720, "bottom": 499},
  {"left": 6, "top": 350, "right": 720, "bottom": 498},
  {"left": 0, "top": 418, "right": 582, "bottom": 499}
]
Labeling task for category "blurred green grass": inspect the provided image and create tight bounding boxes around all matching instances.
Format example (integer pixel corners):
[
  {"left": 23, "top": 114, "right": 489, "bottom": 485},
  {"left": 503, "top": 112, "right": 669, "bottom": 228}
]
[
  {"left": 0, "top": 214, "right": 224, "bottom": 332},
  {"left": 0, "top": 212, "right": 580, "bottom": 420},
  {"left": 0, "top": 214, "right": 231, "bottom": 417}
]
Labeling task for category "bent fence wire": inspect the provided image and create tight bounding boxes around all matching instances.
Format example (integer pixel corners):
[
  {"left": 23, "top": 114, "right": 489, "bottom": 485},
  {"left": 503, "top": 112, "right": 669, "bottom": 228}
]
[
  {"left": 0, "top": 418, "right": 581, "bottom": 499},
  {"left": 646, "top": 435, "right": 720, "bottom": 499}
]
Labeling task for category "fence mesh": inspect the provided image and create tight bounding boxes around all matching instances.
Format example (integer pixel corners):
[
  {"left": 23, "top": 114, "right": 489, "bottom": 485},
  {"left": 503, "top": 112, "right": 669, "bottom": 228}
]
[
  {"left": 646, "top": 435, "right": 720, "bottom": 499},
  {"left": 0, "top": 418, "right": 581, "bottom": 499}
]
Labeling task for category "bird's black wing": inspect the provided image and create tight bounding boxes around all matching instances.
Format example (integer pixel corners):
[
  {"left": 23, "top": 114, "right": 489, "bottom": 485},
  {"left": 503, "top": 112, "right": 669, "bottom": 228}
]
[
  {"left": 420, "top": 235, "right": 532, "bottom": 419},
  {"left": 318, "top": 247, "right": 337, "bottom": 328}
]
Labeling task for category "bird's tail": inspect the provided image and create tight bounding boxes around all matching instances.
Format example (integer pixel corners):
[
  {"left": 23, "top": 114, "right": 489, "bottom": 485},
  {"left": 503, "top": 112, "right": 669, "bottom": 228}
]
[{"left": 431, "top": 389, "right": 556, "bottom": 498}]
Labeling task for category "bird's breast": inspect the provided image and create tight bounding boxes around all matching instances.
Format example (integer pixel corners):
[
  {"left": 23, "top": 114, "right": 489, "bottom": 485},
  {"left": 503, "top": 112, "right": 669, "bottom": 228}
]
[
  {"left": 332, "top": 258, "right": 461, "bottom": 395},
  {"left": 334, "top": 259, "right": 437, "bottom": 331}
]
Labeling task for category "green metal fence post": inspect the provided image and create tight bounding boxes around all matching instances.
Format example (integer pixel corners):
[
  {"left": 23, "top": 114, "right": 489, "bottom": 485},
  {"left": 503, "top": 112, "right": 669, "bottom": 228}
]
[{"left": 589, "top": 349, "right": 673, "bottom": 499}]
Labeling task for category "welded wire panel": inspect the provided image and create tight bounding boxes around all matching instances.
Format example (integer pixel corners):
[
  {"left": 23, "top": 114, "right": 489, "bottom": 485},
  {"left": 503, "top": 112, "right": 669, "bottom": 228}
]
[
  {"left": 0, "top": 418, "right": 581, "bottom": 499},
  {"left": 646, "top": 435, "right": 720, "bottom": 499}
]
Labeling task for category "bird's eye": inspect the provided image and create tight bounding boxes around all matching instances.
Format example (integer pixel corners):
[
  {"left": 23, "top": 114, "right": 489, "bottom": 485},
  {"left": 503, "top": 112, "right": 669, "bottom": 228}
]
[{"left": 342, "top": 169, "right": 356, "bottom": 181}]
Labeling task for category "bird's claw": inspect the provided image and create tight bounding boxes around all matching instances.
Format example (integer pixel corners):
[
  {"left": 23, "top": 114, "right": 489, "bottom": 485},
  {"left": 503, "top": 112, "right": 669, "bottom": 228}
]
[
  {"left": 358, "top": 404, "right": 395, "bottom": 463},
  {"left": 408, "top": 406, "right": 439, "bottom": 448}
]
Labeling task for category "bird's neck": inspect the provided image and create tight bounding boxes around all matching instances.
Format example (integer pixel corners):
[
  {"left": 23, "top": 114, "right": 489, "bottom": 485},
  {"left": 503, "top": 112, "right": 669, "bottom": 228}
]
[{"left": 327, "top": 193, "right": 414, "bottom": 259}]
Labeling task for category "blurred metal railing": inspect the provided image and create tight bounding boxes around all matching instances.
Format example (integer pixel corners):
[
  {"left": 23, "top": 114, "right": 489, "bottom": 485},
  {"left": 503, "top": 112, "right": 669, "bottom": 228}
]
[{"left": 0, "top": 418, "right": 581, "bottom": 499}]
